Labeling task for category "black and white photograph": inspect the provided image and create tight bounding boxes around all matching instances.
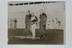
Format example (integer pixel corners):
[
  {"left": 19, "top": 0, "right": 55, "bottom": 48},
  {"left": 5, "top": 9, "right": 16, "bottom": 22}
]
[{"left": 8, "top": 1, "right": 65, "bottom": 44}]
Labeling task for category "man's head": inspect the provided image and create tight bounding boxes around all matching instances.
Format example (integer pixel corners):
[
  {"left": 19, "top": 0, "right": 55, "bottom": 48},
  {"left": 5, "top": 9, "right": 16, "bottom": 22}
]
[
  {"left": 31, "top": 12, "right": 35, "bottom": 17},
  {"left": 28, "top": 10, "right": 30, "bottom": 14}
]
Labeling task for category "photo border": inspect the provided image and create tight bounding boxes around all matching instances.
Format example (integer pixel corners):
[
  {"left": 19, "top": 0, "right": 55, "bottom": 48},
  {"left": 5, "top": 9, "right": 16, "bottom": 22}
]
[{"left": 0, "top": 0, "right": 72, "bottom": 48}]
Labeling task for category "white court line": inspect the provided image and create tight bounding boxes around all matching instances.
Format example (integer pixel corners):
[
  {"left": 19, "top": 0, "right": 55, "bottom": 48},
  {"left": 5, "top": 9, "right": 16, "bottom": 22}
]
[{"left": 9, "top": 36, "right": 40, "bottom": 39}]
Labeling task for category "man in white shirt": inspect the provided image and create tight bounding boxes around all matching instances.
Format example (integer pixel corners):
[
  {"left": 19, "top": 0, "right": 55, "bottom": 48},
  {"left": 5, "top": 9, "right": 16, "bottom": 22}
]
[{"left": 31, "top": 14, "right": 38, "bottom": 39}]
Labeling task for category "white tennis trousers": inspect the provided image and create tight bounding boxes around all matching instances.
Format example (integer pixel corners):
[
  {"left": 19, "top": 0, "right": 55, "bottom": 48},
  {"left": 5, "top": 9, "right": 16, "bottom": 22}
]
[{"left": 31, "top": 24, "right": 36, "bottom": 39}]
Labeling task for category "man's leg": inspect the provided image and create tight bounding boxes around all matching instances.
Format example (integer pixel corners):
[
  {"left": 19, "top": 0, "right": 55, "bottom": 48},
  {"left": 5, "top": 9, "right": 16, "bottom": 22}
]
[{"left": 32, "top": 25, "right": 35, "bottom": 39}]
